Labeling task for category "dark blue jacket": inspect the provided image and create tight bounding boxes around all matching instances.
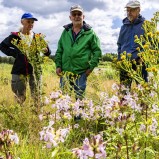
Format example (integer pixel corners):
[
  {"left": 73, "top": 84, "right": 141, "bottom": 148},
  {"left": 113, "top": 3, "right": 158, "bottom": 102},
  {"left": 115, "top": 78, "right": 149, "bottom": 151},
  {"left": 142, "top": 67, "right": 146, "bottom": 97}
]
[{"left": 117, "top": 15, "right": 145, "bottom": 60}]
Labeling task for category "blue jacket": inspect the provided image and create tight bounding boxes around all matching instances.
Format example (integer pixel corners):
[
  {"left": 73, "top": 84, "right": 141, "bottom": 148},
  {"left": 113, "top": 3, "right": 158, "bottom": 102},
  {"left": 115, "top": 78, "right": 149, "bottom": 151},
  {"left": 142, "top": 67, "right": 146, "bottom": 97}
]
[{"left": 117, "top": 15, "right": 145, "bottom": 60}]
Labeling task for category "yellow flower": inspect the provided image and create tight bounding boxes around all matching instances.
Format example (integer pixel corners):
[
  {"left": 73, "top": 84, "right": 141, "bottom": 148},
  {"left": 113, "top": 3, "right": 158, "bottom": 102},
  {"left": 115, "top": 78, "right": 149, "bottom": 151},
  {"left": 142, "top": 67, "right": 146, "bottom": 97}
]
[
  {"left": 150, "top": 50, "right": 156, "bottom": 53},
  {"left": 121, "top": 55, "right": 126, "bottom": 60},
  {"left": 147, "top": 32, "right": 151, "bottom": 36},
  {"left": 140, "top": 81, "right": 145, "bottom": 86},
  {"left": 136, "top": 47, "right": 140, "bottom": 51},
  {"left": 152, "top": 67, "right": 157, "bottom": 72},
  {"left": 146, "top": 42, "right": 150, "bottom": 45},
  {"left": 137, "top": 53, "right": 142, "bottom": 57},
  {"left": 149, "top": 33, "right": 153, "bottom": 37},
  {"left": 145, "top": 87, "right": 150, "bottom": 91},
  {"left": 143, "top": 83, "right": 148, "bottom": 88},
  {"left": 60, "top": 95, "right": 65, "bottom": 99},
  {"left": 122, "top": 51, "right": 127, "bottom": 55},
  {"left": 127, "top": 53, "right": 132, "bottom": 57},
  {"left": 143, "top": 45, "right": 149, "bottom": 50},
  {"left": 134, "top": 39, "right": 140, "bottom": 43},
  {"left": 128, "top": 63, "right": 132, "bottom": 67},
  {"left": 144, "top": 20, "right": 150, "bottom": 23},
  {"left": 134, "top": 35, "right": 138, "bottom": 39},
  {"left": 132, "top": 60, "right": 136, "bottom": 65},
  {"left": 63, "top": 115, "right": 68, "bottom": 119},
  {"left": 117, "top": 61, "right": 121, "bottom": 65},
  {"left": 43, "top": 56, "right": 49, "bottom": 62},
  {"left": 84, "top": 100, "right": 89, "bottom": 105},
  {"left": 113, "top": 58, "right": 117, "bottom": 61},
  {"left": 35, "top": 33, "right": 40, "bottom": 37}
]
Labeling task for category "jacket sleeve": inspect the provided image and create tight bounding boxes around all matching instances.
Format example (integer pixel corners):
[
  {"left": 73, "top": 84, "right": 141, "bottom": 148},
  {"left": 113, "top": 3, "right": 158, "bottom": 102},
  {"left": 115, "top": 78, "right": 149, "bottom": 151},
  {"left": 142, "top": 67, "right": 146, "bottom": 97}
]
[
  {"left": 44, "top": 45, "right": 51, "bottom": 56},
  {"left": 89, "top": 32, "right": 102, "bottom": 70},
  {"left": 117, "top": 28, "right": 122, "bottom": 59},
  {"left": 0, "top": 35, "right": 21, "bottom": 58},
  {"left": 55, "top": 32, "right": 64, "bottom": 69}
]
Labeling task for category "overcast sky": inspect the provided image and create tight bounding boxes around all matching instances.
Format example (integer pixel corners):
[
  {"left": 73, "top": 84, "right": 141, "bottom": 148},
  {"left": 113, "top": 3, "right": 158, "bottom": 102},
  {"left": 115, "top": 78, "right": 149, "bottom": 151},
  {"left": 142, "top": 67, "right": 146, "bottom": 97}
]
[{"left": 0, "top": 0, "right": 158, "bottom": 56}]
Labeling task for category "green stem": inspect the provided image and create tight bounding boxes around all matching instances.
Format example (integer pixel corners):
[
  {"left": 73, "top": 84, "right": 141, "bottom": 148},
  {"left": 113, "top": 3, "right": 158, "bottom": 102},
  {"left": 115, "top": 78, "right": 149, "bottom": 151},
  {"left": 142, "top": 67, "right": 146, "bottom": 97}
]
[
  {"left": 125, "top": 133, "right": 129, "bottom": 159},
  {"left": 145, "top": 104, "right": 148, "bottom": 159}
]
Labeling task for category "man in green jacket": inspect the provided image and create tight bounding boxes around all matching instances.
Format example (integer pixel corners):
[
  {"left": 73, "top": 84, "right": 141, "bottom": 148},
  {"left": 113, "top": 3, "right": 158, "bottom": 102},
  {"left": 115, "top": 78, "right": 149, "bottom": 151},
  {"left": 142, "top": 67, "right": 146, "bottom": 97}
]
[{"left": 55, "top": 4, "right": 102, "bottom": 99}]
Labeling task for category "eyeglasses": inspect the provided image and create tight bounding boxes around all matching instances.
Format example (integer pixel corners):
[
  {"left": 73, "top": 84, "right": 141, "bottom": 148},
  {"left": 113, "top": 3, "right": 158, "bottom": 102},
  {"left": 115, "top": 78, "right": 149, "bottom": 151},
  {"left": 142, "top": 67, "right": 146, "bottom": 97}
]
[
  {"left": 71, "top": 12, "right": 82, "bottom": 17},
  {"left": 126, "top": 8, "right": 138, "bottom": 13}
]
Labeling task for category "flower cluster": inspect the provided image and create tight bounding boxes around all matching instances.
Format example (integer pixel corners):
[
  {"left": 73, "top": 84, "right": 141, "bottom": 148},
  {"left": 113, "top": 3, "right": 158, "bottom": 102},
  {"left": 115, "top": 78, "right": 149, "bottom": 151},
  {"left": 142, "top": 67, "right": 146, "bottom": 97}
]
[
  {"left": 0, "top": 129, "right": 19, "bottom": 147},
  {"left": 41, "top": 90, "right": 102, "bottom": 122},
  {"left": 72, "top": 134, "right": 106, "bottom": 159},
  {"left": 0, "top": 129, "right": 19, "bottom": 159},
  {"left": 114, "top": 12, "right": 159, "bottom": 85},
  {"left": 39, "top": 121, "right": 70, "bottom": 149},
  {"left": 11, "top": 33, "right": 47, "bottom": 64},
  {"left": 39, "top": 79, "right": 159, "bottom": 157}
]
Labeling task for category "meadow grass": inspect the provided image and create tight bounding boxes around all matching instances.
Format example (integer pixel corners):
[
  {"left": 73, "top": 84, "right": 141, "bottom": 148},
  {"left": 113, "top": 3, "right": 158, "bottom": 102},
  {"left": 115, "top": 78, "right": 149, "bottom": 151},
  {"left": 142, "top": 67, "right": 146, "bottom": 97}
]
[
  {"left": 1, "top": 62, "right": 159, "bottom": 159},
  {"left": 0, "top": 62, "right": 117, "bottom": 159}
]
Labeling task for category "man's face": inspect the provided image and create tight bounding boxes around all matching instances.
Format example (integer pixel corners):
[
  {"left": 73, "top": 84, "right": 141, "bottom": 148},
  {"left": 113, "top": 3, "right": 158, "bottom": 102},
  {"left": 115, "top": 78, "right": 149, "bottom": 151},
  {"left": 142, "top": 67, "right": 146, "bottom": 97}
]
[
  {"left": 21, "top": 19, "right": 34, "bottom": 31},
  {"left": 126, "top": 7, "right": 140, "bottom": 22},
  {"left": 70, "top": 11, "right": 84, "bottom": 25}
]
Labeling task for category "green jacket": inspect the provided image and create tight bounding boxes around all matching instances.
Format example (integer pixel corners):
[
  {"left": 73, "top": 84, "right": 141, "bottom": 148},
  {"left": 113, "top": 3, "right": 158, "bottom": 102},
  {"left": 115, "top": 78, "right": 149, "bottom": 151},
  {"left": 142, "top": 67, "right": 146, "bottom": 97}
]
[{"left": 55, "top": 22, "right": 102, "bottom": 74}]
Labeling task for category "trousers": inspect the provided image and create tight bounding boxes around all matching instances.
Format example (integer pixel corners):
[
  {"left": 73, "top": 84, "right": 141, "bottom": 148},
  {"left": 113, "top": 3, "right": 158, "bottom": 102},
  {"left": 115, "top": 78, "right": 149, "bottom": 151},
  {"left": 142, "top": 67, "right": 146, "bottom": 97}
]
[
  {"left": 60, "top": 72, "right": 87, "bottom": 100},
  {"left": 11, "top": 74, "right": 42, "bottom": 103}
]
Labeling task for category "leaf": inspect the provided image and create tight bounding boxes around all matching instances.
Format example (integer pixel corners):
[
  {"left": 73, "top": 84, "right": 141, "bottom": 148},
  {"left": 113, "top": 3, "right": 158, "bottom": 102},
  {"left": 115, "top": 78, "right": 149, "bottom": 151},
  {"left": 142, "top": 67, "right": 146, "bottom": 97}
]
[
  {"left": 51, "top": 148, "right": 59, "bottom": 158},
  {"left": 143, "top": 147, "right": 155, "bottom": 155}
]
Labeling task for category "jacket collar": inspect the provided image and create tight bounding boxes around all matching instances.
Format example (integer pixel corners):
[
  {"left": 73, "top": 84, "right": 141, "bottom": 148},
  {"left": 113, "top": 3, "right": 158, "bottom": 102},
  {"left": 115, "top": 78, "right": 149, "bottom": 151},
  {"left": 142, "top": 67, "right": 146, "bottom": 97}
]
[
  {"left": 11, "top": 32, "right": 19, "bottom": 36},
  {"left": 123, "top": 15, "right": 145, "bottom": 25},
  {"left": 63, "top": 21, "right": 92, "bottom": 31}
]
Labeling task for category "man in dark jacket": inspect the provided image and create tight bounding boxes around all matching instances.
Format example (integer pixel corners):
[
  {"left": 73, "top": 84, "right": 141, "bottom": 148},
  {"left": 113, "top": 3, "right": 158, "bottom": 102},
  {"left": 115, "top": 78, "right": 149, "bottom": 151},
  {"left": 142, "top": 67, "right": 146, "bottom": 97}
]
[
  {"left": 117, "top": 0, "right": 148, "bottom": 91},
  {"left": 55, "top": 5, "right": 102, "bottom": 100},
  {"left": 0, "top": 13, "right": 51, "bottom": 104}
]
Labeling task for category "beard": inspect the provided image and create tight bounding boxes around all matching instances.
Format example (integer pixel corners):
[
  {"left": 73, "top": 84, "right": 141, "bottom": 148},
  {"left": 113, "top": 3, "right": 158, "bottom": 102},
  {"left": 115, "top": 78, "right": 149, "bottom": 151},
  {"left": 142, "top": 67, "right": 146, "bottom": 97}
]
[{"left": 127, "top": 16, "right": 133, "bottom": 22}]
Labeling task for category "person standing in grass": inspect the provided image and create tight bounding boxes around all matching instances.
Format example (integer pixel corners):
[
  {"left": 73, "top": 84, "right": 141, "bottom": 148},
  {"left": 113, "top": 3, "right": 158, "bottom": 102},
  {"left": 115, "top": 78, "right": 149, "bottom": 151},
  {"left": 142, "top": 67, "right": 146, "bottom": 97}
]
[
  {"left": 55, "top": 4, "right": 102, "bottom": 100},
  {"left": 117, "top": 0, "right": 148, "bottom": 91},
  {"left": 0, "top": 13, "right": 51, "bottom": 104}
]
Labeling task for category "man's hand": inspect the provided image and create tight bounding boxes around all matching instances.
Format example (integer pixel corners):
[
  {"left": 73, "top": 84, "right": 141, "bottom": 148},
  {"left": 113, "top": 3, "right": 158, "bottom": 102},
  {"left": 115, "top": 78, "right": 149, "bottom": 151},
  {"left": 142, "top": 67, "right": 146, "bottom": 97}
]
[
  {"left": 56, "top": 68, "right": 62, "bottom": 76},
  {"left": 42, "top": 48, "right": 48, "bottom": 53},
  {"left": 85, "top": 69, "right": 92, "bottom": 76}
]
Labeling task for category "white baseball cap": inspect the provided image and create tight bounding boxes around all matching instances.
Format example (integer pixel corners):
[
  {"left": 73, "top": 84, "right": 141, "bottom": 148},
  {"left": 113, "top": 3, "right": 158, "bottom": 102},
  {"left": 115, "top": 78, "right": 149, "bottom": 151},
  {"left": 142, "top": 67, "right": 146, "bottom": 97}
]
[
  {"left": 125, "top": 0, "right": 140, "bottom": 8},
  {"left": 70, "top": 5, "right": 83, "bottom": 13}
]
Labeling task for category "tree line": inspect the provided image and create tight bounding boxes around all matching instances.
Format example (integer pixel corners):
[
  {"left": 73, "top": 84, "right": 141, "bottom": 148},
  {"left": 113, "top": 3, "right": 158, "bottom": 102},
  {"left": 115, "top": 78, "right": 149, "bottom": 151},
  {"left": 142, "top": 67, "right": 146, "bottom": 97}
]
[{"left": 0, "top": 53, "right": 117, "bottom": 64}]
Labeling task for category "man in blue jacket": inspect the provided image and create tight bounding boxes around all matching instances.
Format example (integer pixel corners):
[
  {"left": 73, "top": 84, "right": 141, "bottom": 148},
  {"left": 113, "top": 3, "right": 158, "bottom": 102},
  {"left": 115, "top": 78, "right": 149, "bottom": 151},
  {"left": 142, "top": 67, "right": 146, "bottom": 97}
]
[{"left": 117, "top": 0, "right": 148, "bottom": 91}]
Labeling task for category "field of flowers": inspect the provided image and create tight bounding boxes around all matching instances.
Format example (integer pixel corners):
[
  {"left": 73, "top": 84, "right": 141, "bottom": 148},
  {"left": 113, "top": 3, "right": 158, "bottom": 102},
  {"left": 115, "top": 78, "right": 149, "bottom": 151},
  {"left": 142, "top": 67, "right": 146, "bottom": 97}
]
[
  {"left": 0, "top": 12, "right": 159, "bottom": 159},
  {"left": 0, "top": 60, "right": 117, "bottom": 159}
]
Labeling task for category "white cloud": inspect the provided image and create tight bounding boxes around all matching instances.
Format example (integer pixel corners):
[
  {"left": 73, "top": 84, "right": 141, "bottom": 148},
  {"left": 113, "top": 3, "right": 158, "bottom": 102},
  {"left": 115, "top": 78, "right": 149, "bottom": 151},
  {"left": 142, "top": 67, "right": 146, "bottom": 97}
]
[{"left": 0, "top": 0, "right": 158, "bottom": 56}]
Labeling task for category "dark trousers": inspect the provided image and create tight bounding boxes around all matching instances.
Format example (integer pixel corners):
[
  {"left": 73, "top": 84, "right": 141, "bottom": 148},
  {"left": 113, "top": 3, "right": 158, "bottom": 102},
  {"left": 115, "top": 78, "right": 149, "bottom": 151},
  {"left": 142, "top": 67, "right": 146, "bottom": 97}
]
[
  {"left": 120, "top": 60, "right": 148, "bottom": 91},
  {"left": 11, "top": 74, "right": 42, "bottom": 103}
]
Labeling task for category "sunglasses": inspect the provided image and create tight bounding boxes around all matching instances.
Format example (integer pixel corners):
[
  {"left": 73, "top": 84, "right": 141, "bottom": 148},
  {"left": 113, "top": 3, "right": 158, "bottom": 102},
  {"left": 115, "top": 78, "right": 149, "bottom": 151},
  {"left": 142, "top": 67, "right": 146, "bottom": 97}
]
[{"left": 72, "top": 12, "right": 82, "bottom": 17}]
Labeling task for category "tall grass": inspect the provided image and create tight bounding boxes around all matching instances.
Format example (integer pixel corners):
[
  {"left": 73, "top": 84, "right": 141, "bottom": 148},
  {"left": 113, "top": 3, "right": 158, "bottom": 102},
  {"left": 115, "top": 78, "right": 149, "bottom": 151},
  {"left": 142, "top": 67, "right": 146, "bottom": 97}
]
[{"left": 0, "top": 61, "right": 117, "bottom": 158}]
